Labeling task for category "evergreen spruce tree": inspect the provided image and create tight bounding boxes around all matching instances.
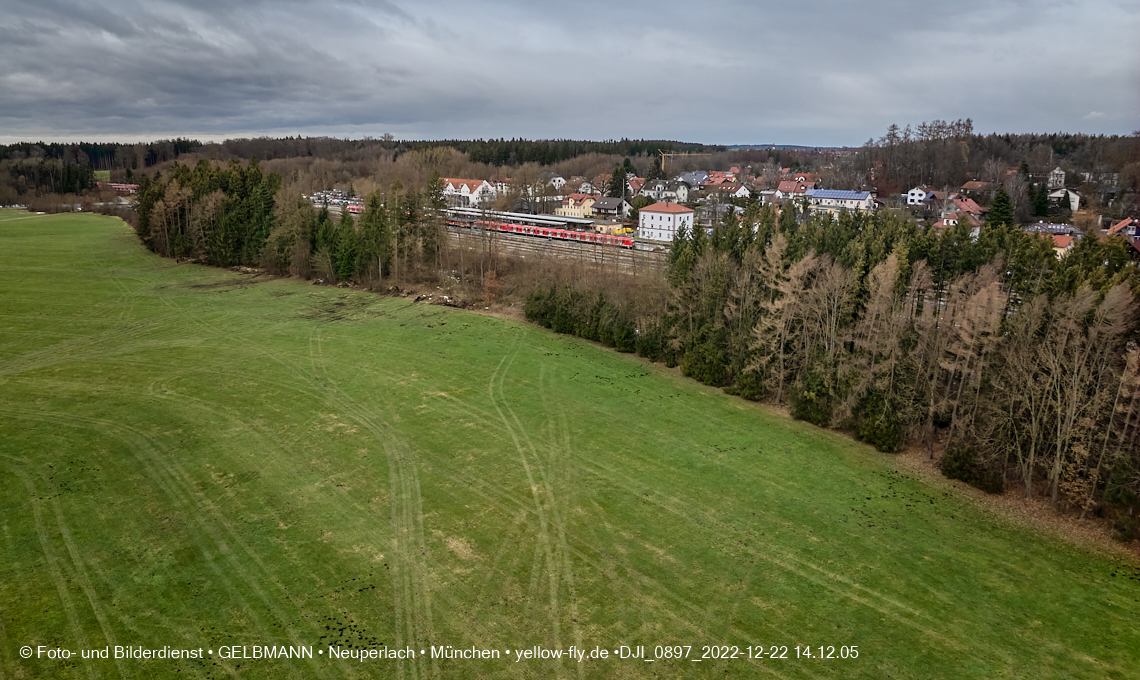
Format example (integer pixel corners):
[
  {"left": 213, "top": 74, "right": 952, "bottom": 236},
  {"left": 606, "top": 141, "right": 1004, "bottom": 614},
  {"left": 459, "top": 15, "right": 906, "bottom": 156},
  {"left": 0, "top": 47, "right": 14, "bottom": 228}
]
[{"left": 987, "top": 186, "right": 1014, "bottom": 228}]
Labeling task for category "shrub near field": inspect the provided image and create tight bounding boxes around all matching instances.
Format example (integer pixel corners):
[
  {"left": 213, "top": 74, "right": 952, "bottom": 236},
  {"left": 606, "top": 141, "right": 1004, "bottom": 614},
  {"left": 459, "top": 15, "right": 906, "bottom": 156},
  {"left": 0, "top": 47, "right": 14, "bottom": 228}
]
[{"left": 1, "top": 209, "right": 1139, "bottom": 680}]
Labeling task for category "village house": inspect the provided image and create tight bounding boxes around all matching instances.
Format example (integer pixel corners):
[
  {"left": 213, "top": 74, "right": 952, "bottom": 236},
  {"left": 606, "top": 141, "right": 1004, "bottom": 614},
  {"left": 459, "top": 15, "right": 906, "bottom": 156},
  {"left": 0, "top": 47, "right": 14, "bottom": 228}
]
[
  {"left": 640, "top": 179, "right": 689, "bottom": 204},
  {"left": 932, "top": 211, "right": 982, "bottom": 231},
  {"left": 540, "top": 173, "right": 567, "bottom": 191},
  {"left": 806, "top": 189, "right": 875, "bottom": 214},
  {"left": 638, "top": 201, "right": 694, "bottom": 242},
  {"left": 1107, "top": 217, "right": 1140, "bottom": 238},
  {"left": 555, "top": 193, "right": 596, "bottom": 219},
  {"left": 442, "top": 178, "right": 496, "bottom": 208},
  {"left": 591, "top": 196, "right": 631, "bottom": 219},
  {"left": 678, "top": 171, "right": 709, "bottom": 187},
  {"left": 774, "top": 180, "right": 815, "bottom": 201},
  {"left": 959, "top": 180, "right": 993, "bottom": 198},
  {"left": 907, "top": 185, "right": 935, "bottom": 206},
  {"left": 1050, "top": 234, "right": 1075, "bottom": 258},
  {"left": 1048, "top": 188, "right": 1081, "bottom": 212},
  {"left": 1048, "top": 166, "right": 1066, "bottom": 190},
  {"left": 1022, "top": 222, "right": 1084, "bottom": 256}
]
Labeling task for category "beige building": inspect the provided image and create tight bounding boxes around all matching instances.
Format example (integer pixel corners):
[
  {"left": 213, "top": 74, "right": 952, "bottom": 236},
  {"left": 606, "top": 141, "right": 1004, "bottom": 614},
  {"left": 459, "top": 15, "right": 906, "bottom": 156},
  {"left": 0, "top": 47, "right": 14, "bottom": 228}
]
[{"left": 555, "top": 193, "right": 596, "bottom": 219}]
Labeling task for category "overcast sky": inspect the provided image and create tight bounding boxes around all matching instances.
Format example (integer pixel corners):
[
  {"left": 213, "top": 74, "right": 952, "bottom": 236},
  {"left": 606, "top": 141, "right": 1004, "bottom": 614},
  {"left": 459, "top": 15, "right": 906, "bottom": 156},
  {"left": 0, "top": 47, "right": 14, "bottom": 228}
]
[{"left": 1, "top": 0, "right": 1137, "bottom": 146}]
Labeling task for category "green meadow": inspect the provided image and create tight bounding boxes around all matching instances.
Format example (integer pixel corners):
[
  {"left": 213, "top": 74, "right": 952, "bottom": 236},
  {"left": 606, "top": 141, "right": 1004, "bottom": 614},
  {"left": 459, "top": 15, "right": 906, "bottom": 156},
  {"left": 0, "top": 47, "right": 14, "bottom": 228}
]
[{"left": 1, "top": 209, "right": 1138, "bottom": 679}]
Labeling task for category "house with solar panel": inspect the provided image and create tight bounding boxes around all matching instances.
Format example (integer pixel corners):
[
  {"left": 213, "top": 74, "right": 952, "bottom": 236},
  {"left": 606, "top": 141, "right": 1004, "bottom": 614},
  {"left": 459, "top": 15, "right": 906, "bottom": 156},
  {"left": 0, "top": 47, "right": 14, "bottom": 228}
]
[{"left": 805, "top": 189, "right": 876, "bottom": 214}]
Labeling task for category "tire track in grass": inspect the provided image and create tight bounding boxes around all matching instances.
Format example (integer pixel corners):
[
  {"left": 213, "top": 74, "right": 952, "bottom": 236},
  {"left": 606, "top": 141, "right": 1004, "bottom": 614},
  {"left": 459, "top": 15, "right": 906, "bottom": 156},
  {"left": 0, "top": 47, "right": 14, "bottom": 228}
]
[
  {"left": 567, "top": 499, "right": 799, "bottom": 680},
  {"left": 537, "top": 364, "right": 585, "bottom": 680},
  {"left": 439, "top": 346, "right": 756, "bottom": 674},
  {"left": 38, "top": 469, "right": 131, "bottom": 679},
  {"left": 89, "top": 257, "right": 139, "bottom": 322},
  {"left": 144, "top": 362, "right": 428, "bottom": 680},
  {"left": 488, "top": 338, "right": 573, "bottom": 677},
  {"left": 0, "top": 313, "right": 200, "bottom": 378},
  {"left": 149, "top": 362, "right": 418, "bottom": 653},
  {"left": 574, "top": 454, "right": 964, "bottom": 653},
  {"left": 0, "top": 408, "right": 308, "bottom": 679},
  {"left": 7, "top": 464, "right": 100, "bottom": 680},
  {"left": 308, "top": 329, "right": 438, "bottom": 680}
]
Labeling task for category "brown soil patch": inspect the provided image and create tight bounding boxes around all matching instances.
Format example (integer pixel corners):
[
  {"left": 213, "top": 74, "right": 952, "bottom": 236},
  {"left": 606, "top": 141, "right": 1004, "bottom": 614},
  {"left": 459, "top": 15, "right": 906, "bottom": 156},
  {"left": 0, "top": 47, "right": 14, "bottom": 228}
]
[{"left": 889, "top": 445, "right": 1140, "bottom": 561}]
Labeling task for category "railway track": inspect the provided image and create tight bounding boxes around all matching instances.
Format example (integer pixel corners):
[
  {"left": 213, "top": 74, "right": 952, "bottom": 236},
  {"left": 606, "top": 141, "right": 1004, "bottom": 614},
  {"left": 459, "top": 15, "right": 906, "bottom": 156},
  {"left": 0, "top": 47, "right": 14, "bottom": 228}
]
[
  {"left": 324, "top": 204, "right": 666, "bottom": 270},
  {"left": 447, "top": 226, "right": 666, "bottom": 272}
]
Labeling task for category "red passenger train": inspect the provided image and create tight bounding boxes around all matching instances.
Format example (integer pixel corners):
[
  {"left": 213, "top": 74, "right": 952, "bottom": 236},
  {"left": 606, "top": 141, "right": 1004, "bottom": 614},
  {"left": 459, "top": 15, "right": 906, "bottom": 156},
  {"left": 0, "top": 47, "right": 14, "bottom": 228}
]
[{"left": 447, "top": 216, "right": 634, "bottom": 249}]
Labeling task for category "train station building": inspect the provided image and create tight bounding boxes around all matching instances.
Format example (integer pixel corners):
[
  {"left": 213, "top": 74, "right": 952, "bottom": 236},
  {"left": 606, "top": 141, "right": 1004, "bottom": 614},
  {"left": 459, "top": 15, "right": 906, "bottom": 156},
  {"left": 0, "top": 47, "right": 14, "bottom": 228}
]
[{"left": 638, "top": 201, "right": 694, "bottom": 242}]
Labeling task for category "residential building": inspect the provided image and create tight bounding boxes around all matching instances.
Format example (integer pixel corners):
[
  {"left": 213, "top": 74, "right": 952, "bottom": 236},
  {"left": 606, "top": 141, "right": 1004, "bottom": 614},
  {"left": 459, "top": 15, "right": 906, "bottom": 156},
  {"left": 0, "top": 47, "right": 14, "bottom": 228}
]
[
  {"left": 932, "top": 211, "right": 982, "bottom": 230},
  {"left": 638, "top": 201, "right": 694, "bottom": 242},
  {"left": 678, "top": 171, "right": 709, "bottom": 187},
  {"left": 1048, "top": 188, "right": 1081, "bottom": 212},
  {"left": 591, "top": 196, "right": 631, "bottom": 219},
  {"left": 775, "top": 180, "right": 815, "bottom": 200},
  {"left": 540, "top": 173, "right": 566, "bottom": 190},
  {"left": 907, "top": 185, "right": 935, "bottom": 206},
  {"left": 555, "top": 193, "right": 596, "bottom": 219},
  {"left": 959, "top": 180, "right": 993, "bottom": 197},
  {"left": 1107, "top": 217, "right": 1140, "bottom": 237},
  {"left": 1048, "top": 166, "right": 1065, "bottom": 190},
  {"left": 1050, "top": 234, "right": 1074, "bottom": 258},
  {"left": 640, "top": 179, "right": 689, "bottom": 204},
  {"left": 1022, "top": 222, "right": 1084, "bottom": 241},
  {"left": 806, "top": 189, "right": 875, "bottom": 214},
  {"left": 442, "top": 178, "right": 496, "bottom": 208}
]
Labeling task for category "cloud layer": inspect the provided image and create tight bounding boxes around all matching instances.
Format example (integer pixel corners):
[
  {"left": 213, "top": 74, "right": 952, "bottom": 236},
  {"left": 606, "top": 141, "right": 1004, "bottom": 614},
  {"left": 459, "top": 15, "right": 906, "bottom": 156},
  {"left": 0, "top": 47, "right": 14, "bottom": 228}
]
[{"left": 2, "top": 0, "right": 1137, "bottom": 145}]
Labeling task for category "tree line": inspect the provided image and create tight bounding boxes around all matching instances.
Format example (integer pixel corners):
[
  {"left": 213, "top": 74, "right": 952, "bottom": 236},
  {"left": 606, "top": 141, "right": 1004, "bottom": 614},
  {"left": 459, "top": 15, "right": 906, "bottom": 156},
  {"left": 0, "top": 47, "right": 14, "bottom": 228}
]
[
  {"left": 527, "top": 202, "right": 1140, "bottom": 535},
  {"left": 851, "top": 121, "right": 1140, "bottom": 197},
  {"left": 133, "top": 161, "right": 463, "bottom": 288}
]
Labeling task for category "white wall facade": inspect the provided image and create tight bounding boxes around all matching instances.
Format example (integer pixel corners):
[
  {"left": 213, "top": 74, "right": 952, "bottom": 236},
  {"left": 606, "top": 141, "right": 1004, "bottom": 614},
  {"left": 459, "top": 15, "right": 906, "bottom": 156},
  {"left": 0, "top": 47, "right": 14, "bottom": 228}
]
[{"left": 638, "top": 207, "right": 694, "bottom": 242}]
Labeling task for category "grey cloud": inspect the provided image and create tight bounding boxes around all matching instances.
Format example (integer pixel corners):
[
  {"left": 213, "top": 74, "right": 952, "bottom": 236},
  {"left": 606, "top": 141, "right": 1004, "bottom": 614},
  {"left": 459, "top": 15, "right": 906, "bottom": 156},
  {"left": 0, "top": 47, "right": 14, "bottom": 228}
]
[{"left": 0, "top": 0, "right": 1136, "bottom": 144}]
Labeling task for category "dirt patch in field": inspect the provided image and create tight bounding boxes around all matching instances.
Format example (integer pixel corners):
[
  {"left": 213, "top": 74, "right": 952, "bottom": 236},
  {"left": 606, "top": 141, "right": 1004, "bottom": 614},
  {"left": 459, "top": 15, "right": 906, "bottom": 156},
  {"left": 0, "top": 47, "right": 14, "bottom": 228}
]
[
  {"left": 470, "top": 303, "right": 526, "bottom": 323},
  {"left": 888, "top": 446, "right": 1140, "bottom": 560},
  {"left": 301, "top": 294, "right": 389, "bottom": 322},
  {"left": 188, "top": 277, "right": 263, "bottom": 290}
]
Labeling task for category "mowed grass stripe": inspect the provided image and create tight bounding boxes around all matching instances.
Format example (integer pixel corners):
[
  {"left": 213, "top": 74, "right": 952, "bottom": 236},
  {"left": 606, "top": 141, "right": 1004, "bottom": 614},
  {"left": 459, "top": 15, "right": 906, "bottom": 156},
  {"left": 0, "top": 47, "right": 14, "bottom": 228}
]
[{"left": 1, "top": 211, "right": 1138, "bottom": 679}]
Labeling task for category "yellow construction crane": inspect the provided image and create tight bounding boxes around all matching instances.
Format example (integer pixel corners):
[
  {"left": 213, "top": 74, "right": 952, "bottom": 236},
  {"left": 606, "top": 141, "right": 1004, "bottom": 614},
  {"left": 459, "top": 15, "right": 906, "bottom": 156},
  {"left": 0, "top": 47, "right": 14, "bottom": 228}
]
[{"left": 659, "top": 150, "right": 713, "bottom": 172}]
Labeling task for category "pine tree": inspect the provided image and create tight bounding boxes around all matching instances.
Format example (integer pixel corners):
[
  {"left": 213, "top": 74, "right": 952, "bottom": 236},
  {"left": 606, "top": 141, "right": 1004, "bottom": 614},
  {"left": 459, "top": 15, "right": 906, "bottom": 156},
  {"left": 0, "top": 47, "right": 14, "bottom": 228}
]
[
  {"left": 607, "top": 164, "right": 627, "bottom": 199},
  {"left": 646, "top": 155, "right": 665, "bottom": 181},
  {"left": 987, "top": 186, "right": 1013, "bottom": 228}
]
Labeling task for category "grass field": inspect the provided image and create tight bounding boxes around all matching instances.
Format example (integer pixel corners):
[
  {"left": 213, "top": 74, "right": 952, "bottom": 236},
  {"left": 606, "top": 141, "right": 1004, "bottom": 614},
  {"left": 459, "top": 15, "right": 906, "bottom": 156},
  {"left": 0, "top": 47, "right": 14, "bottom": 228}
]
[{"left": 1, "top": 209, "right": 1138, "bottom": 679}]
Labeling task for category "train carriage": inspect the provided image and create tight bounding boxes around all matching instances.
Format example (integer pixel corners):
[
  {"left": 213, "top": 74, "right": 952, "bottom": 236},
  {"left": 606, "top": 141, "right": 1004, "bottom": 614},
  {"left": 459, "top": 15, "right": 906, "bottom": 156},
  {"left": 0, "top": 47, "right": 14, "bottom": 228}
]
[{"left": 445, "top": 208, "right": 634, "bottom": 249}]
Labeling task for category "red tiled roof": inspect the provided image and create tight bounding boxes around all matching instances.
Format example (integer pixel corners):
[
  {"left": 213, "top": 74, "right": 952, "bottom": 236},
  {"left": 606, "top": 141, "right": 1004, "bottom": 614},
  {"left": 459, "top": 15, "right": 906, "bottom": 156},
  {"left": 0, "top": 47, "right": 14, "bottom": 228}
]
[
  {"left": 641, "top": 201, "right": 694, "bottom": 214},
  {"left": 1108, "top": 218, "right": 1137, "bottom": 235},
  {"left": 776, "top": 180, "right": 814, "bottom": 194},
  {"left": 952, "top": 196, "right": 984, "bottom": 215},
  {"left": 443, "top": 178, "right": 486, "bottom": 192},
  {"left": 563, "top": 192, "right": 595, "bottom": 205},
  {"left": 1053, "top": 235, "right": 1074, "bottom": 249}
]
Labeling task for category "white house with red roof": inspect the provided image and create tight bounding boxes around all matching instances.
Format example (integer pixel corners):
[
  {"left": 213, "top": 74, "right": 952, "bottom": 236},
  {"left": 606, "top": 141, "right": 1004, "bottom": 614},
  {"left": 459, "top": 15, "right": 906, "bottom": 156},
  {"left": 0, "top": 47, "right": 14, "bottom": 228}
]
[
  {"left": 775, "top": 180, "right": 815, "bottom": 200},
  {"left": 442, "top": 178, "right": 496, "bottom": 207},
  {"left": 638, "top": 201, "right": 694, "bottom": 242},
  {"left": 1107, "top": 217, "right": 1140, "bottom": 237}
]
